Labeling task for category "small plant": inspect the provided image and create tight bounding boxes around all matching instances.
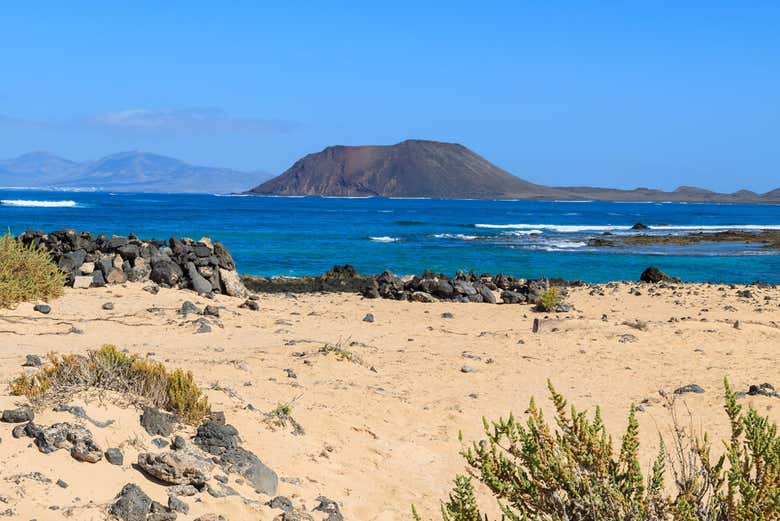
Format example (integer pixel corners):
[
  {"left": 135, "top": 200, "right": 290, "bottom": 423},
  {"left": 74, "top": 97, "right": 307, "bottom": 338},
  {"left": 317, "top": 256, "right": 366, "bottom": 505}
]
[
  {"left": 9, "top": 344, "right": 210, "bottom": 425},
  {"left": 264, "top": 398, "right": 305, "bottom": 435},
  {"left": 535, "top": 286, "right": 561, "bottom": 312},
  {"left": 167, "top": 368, "right": 210, "bottom": 425},
  {"left": 623, "top": 319, "right": 650, "bottom": 331},
  {"left": 0, "top": 232, "right": 65, "bottom": 308},
  {"left": 319, "top": 340, "right": 363, "bottom": 364},
  {"left": 416, "top": 379, "right": 780, "bottom": 520}
]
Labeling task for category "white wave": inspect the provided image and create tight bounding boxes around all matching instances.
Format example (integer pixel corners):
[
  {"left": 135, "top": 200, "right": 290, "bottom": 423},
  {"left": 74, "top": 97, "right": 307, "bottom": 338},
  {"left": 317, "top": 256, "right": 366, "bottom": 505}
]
[
  {"left": 369, "top": 236, "right": 401, "bottom": 242},
  {"left": 550, "top": 200, "right": 594, "bottom": 203},
  {"left": 431, "top": 233, "right": 479, "bottom": 240},
  {"left": 476, "top": 223, "right": 629, "bottom": 232},
  {"left": 1, "top": 199, "right": 80, "bottom": 208},
  {"left": 475, "top": 223, "right": 780, "bottom": 233},
  {"left": 537, "top": 241, "right": 588, "bottom": 251},
  {"left": 503, "top": 229, "right": 544, "bottom": 236}
]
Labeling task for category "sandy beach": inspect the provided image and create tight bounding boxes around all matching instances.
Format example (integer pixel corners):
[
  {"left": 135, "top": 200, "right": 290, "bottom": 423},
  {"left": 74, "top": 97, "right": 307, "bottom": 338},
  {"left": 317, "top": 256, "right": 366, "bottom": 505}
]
[{"left": 1, "top": 281, "right": 778, "bottom": 520}]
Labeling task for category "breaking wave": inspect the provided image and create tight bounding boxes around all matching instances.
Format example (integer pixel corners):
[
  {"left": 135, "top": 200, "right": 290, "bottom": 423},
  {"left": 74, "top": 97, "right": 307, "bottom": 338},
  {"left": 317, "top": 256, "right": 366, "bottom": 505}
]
[{"left": 1, "top": 199, "right": 81, "bottom": 208}]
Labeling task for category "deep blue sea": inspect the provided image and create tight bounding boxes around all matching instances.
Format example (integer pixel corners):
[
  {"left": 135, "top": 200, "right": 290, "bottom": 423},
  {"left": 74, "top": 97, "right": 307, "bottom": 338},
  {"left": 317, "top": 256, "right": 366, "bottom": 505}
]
[{"left": 2, "top": 190, "right": 780, "bottom": 283}]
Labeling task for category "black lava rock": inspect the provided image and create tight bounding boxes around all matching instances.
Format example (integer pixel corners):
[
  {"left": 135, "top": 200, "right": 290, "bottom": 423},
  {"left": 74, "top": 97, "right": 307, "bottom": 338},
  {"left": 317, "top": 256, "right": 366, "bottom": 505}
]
[{"left": 140, "top": 407, "right": 177, "bottom": 437}]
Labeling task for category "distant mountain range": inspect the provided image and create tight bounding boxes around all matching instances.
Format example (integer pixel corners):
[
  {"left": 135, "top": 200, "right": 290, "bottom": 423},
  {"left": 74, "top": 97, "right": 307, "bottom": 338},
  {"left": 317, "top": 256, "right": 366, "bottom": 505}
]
[
  {"left": 3, "top": 142, "right": 779, "bottom": 202},
  {"left": 249, "top": 140, "right": 780, "bottom": 203},
  {"left": 0, "top": 151, "right": 272, "bottom": 193}
]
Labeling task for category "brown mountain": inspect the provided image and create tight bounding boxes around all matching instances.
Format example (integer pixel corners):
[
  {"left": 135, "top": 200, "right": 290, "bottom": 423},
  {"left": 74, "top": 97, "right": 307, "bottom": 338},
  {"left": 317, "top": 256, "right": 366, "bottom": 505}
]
[{"left": 248, "top": 140, "right": 780, "bottom": 202}]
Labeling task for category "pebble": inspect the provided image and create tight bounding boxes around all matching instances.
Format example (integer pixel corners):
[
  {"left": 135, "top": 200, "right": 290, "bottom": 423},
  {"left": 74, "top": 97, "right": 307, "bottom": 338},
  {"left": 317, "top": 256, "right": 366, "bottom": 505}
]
[
  {"left": 151, "top": 437, "right": 169, "bottom": 449},
  {"left": 22, "top": 354, "right": 43, "bottom": 367},
  {"left": 102, "top": 302, "right": 114, "bottom": 310},
  {"left": 363, "top": 313, "right": 375, "bottom": 323},
  {"left": 105, "top": 448, "right": 124, "bottom": 465},
  {"left": 239, "top": 300, "right": 259, "bottom": 311},
  {"left": 172, "top": 435, "right": 186, "bottom": 450},
  {"left": 33, "top": 304, "right": 51, "bottom": 314},
  {"left": 461, "top": 365, "right": 478, "bottom": 373},
  {"left": 1, "top": 406, "right": 34, "bottom": 423},
  {"left": 674, "top": 384, "right": 705, "bottom": 395}
]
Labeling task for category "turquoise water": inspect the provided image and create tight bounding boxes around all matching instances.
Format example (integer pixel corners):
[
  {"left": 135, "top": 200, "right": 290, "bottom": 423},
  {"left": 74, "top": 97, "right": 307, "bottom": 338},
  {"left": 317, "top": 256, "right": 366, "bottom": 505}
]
[{"left": 2, "top": 190, "right": 779, "bottom": 283}]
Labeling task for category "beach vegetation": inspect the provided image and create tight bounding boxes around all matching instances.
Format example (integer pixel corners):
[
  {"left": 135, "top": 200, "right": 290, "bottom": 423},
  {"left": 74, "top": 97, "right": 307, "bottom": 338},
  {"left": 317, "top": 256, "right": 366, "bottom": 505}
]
[
  {"left": 536, "top": 287, "right": 561, "bottom": 312},
  {"left": 9, "top": 344, "right": 209, "bottom": 425},
  {"left": 416, "top": 379, "right": 779, "bottom": 520},
  {"left": 0, "top": 232, "right": 65, "bottom": 308},
  {"left": 264, "top": 398, "right": 305, "bottom": 435},
  {"left": 319, "top": 340, "right": 362, "bottom": 364}
]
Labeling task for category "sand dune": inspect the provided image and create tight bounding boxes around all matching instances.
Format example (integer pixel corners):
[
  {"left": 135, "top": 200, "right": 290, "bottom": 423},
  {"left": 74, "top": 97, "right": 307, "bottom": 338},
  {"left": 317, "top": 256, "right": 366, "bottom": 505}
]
[{"left": 1, "top": 282, "right": 778, "bottom": 519}]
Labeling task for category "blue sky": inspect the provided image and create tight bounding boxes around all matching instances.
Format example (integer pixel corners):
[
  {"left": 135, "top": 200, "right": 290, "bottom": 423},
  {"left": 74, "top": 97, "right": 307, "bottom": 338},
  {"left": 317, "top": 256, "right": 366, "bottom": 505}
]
[{"left": 1, "top": 2, "right": 778, "bottom": 191}]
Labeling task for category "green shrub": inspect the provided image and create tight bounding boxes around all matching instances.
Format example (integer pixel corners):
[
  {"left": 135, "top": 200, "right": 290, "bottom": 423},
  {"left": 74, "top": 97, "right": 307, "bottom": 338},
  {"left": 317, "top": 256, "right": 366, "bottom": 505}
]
[
  {"left": 416, "top": 379, "right": 780, "bottom": 520},
  {"left": 536, "top": 287, "right": 561, "bottom": 312},
  {"left": 167, "top": 368, "right": 210, "bottom": 425},
  {"left": 0, "top": 232, "right": 65, "bottom": 308},
  {"left": 10, "top": 344, "right": 209, "bottom": 425}
]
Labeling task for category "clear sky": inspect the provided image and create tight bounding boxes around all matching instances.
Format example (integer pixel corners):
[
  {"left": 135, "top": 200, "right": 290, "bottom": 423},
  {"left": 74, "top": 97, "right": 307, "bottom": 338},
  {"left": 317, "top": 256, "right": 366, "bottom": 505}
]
[{"left": 1, "top": 2, "right": 778, "bottom": 192}]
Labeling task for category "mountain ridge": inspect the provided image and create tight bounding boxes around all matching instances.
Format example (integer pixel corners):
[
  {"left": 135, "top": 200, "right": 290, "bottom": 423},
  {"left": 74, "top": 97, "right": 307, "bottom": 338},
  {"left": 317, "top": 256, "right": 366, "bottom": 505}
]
[
  {"left": 0, "top": 151, "right": 272, "bottom": 193},
  {"left": 248, "top": 140, "right": 780, "bottom": 203}
]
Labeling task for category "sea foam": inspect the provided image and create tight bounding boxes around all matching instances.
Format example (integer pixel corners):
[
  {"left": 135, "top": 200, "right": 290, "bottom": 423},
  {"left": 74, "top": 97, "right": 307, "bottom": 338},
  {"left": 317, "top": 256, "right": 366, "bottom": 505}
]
[{"left": 1, "top": 199, "right": 80, "bottom": 208}]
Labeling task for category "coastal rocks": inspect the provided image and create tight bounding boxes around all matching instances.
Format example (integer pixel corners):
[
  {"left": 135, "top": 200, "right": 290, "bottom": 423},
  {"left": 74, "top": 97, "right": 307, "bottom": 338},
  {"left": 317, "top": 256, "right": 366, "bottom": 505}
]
[
  {"left": 747, "top": 383, "right": 779, "bottom": 398},
  {"left": 640, "top": 266, "right": 674, "bottom": 283},
  {"left": 674, "top": 384, "right": 705, "bottom": 395},
  {"left": 110, "top": 483, "right": 153, "bottom": 521},
  {"left": 239, "top": 299, "right": 259, "bottom": 311},
  {"left": 72, "top": 275, "right": 94, "bottom": 289},
  {"left": 16, "top": 229, "right": 243, "bottom": 296},
  {"left": 360, "top": 268, "right": 563, "bottom": 306},
  {"left": 151, "top": 260, "right": 184, "bottom": 287},
  {"left": 106, "top": 447, "right": 125, "bottom": 465},
  {"left": 71, "top": 437, "right": 103, "bottom": 462},
  {"left": 21, "top": 421, "right": 103, "bottom": 462},
  {"left": 193, "top": 422, "right": 240, "bottom": 455},
  {"left": 136, "top": 450, "right": 213, "bottom": 485},
  {"left": 140, "top": 407, "right": 177, "bottom": 437},
  {"left": 631, "top": 222, "right": 651, "bottom": 230},
  {"left": 219, "top": 268, "right": 248, "bottom": 298},
  {"left": 186, "top": 262, "right": 212, "bottom": 294},
  {"left": 33, "top": 303, "right": 51, "bottom": 314},
  {"left": 23, "top": 354, "right": 43, "bottom": 367},
  {"left": 193, "top": 421, "right": 278, "bottom": 495},
  {"left": 1, "top": 406, "right": 34, "bottom": 423},
  {"left": 313, "top": 496, "right": 344, "bottom": 521}
]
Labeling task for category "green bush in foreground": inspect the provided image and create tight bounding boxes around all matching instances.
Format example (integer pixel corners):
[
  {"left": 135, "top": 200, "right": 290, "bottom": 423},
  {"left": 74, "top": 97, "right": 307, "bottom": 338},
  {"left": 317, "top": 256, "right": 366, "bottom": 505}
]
[
  {"left": 536, "top": 287, "right": 561, "bottom": 312},
  {"left": 0, "top": 232, "right": 65, "bottom": 308},
  {"left": 416, "top": 379, "right": 779, "bottom": 521},
  {"left": 10, "top": 344, "right": 210, "bottom": 425}
]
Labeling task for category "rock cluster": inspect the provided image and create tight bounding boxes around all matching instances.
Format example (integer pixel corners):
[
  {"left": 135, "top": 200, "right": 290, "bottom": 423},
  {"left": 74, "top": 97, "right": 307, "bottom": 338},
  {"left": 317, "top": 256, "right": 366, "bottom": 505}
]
[
  {"left": 362, "top": 269, "right": 569, "bottom": 305},
  {"left": 193, "top": 421, "right": 279, "bottom": 495},
  {"left": 14, "top": 421, "right": 103, "bottom": 463},
  {"left": 16, "top": 229, "right": 247, "bottom": 296}
]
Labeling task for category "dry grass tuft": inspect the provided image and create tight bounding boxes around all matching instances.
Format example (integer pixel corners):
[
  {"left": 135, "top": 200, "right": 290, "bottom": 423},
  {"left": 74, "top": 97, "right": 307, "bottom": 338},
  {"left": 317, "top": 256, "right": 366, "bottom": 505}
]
[
  {"left": 9, "top": 344, "right": 209, "bottom": 425},
  {"left": 0, "top": 232, "right": 65, "bottom": 308}
]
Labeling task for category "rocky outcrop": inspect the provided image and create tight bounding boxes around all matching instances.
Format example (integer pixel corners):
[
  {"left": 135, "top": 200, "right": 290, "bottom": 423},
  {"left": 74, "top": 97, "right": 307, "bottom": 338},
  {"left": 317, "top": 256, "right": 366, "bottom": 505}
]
[
  {"left": 17, "top": 421, "right": 103, "bottom": 463},
  {"left": 640, "top": 266, "right": 674, "bottom": 283},
  {"left": 136, "top": 450, "right": 213, "bottom": 486},
  {"left": 193, "top": 421, "right": 278, "bottom": 495},
  {"left": 17, "top": 229, "right": 247, "bottom": 296},
  {"left": 362, "top": 269, "right": 569, "bottom": 305}
]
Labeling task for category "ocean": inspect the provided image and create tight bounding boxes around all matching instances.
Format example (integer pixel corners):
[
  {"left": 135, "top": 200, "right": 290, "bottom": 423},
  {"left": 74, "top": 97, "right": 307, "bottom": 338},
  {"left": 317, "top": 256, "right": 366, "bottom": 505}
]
[{"left": 2, "top": 190, "right": 779, "bottom": 283}]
